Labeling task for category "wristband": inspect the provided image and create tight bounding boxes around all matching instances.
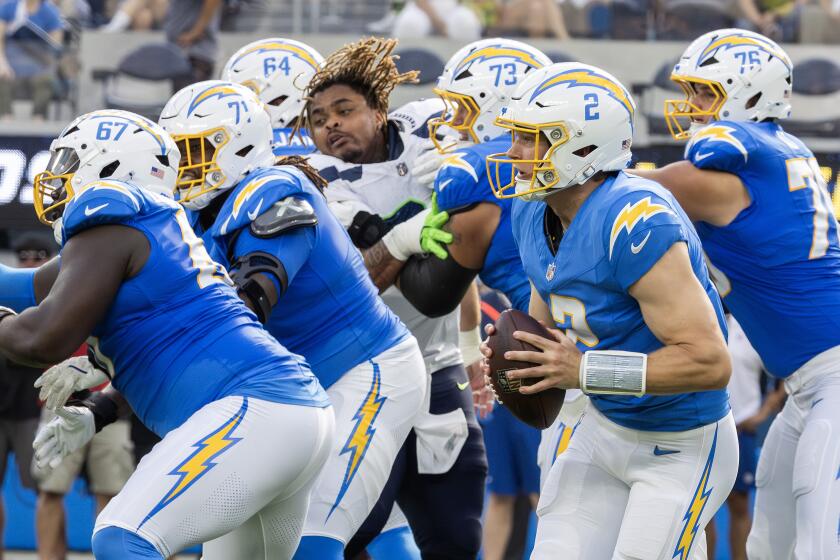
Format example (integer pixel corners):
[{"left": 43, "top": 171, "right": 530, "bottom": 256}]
[
  {"left": 83, "top": 392, "right": 120, "bottom": 432},
  {"left": 459, "top": 326, "right": 483, "bottom": 366},
  {"left": 579, "top": 350, "right": 647, "bottom": 396}
]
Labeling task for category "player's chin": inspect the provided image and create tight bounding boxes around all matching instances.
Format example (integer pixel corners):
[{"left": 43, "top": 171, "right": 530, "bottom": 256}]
[{"left": 336, "top": 145, "right": 365, "bottom": 164}]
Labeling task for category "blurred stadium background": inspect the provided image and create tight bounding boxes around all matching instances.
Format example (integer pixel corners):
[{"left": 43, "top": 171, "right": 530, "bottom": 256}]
[{"left": 0, "top": 0, "right": 836, "bottom": 558}]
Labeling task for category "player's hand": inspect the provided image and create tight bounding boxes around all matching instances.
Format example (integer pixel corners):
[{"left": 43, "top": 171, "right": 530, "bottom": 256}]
[
  {"left": 467, "top": 361, "right": 494, "bottom": 418},
  {"left": 737, "top": 411, "right": 767, "bottom": 434},
  {"left": 419, "top": 194, "right": 453, "bottom": 260},
  {"left": 34, "top": 356, "right": 110, "bottom": 410},
  {"left": 0, "top": 59, "right": 14, "bottom": 80},
  {"left": 33, "top": 406, "right": 95, "bottom": 469},
  {"left": 411, "top": 141, "right": 447, "bottom": 187},
  {"left": 177, "top": 28, "right": 203, "bottom": 48},
  {"left": 503, "top": 327, "right": 582, "bottom": 394}
]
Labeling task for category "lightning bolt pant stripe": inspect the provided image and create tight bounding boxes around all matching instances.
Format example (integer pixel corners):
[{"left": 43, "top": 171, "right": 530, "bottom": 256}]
[{"left": 532, "top": 402, "right": 737, "bottom": 559}]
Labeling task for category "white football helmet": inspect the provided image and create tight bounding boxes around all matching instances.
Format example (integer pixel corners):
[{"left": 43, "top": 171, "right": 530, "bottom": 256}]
[
  {"left": 221, "top": 38, "right": 324, "bottom": 129},
  {"left": 487, "top": 63, "right": 636, "bottom": 201},
  {"left": 158, "top": 80, "right": 275, "bottom": 210},
  {"left": 429, "top": 38, "right": 551, "bottom": 151},
  {"left": 34, "top": 110, "right": 179, "bottom": 229},
  {"left": 665, "top": 28, "right": 793, "bottom": 139}
]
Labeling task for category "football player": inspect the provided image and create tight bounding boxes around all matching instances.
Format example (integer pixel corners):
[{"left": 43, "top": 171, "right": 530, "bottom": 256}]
[
  {"left": 633, "top": 28, "right": 840, "bottom": 559},
  {"left": 300, "top": 37, "right": 488, "bottom": 559},
  {"left": 154, "top": 80, "right": 428, "bottom": 558},
  {"left": 480, "top": 63, "right": 738, "bottom": 559},
  {"left": 220, "top": 38, "right": 324, "bottom": 157},
  {"left": 0, "top": 110, "right": 333, "bottom": 559}
]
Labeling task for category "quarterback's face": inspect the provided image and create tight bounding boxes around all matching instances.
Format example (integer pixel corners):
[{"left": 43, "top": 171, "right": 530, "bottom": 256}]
[
  {"left": 507, "top": 130, "right": 549, "bottom": 180},
  {"left": 688, "top": 82, "right": 717, "bottom": 124},
  {"left": 309, "top": 85, "right": 386, "bottom": 163}
]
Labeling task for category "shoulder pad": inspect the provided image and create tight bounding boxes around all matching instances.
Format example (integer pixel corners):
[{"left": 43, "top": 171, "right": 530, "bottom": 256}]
[
  {"left": 216, "top": 168, "right": 304, "bottom": 237},
  {"left": 435, "top": 149, "right": 494, "bottom": 212},
  {"left": 685, "top": 122, "right": 751, "bottom": 171},
  {"left": 62, "top": 181, "right": 144, "bottom": 243},
  {"left": 250, "top": 196, "right": 317, "bottom": 238}
]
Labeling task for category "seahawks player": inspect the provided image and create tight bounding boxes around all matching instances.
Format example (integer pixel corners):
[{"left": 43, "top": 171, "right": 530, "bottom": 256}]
[
  {"left": 221, "top": 38, "right": 323, "bottom": 157},
  {"left": 635, "top": 28, "right": 840, "bottom": 559},
  {"left": 301, "top": 38, "right": 488, "bottom": 559},
  {"left": 155, "top": 81, "right": 427, "bottom": 559},
  {"left": 480, "top": 63, "right": 737, "bottom": 559},
  {"left": 0, "top": 110, "right": 332, "bottom": 559}
]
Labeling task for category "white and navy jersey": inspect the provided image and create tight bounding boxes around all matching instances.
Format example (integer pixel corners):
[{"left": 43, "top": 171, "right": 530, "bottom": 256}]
[
  {"left": 686, "top": 120, "right": 840, "bottom": 377},
  {"left": 314, "top": 99, "right": 463, "bottom": 374},
  {"left": 513, "top": 172, "right": 729, "bottom": 431}
]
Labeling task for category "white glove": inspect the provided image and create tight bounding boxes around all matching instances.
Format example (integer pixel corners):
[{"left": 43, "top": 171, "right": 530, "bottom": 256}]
[
  {"left": 33, "top": 406, "right": 95, "bottom": 469},
  {"left": 411, "top": 137, "right": 469, "bottom": 187},
  {"left": 34, "top": 356, "right": 110, "bottom": 410}
]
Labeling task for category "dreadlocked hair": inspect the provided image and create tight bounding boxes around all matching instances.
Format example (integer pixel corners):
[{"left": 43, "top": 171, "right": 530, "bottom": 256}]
[
  {"left": 296, "top": 37, "right": 419, "bottom": 135},
  {"left": 275, "top": 155, "right": 329, "bottom": 193}
]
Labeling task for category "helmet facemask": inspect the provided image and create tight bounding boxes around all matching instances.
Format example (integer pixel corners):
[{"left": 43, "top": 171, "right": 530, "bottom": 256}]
[
  {"left": 33, "top": 147, "right": 81, "bottom": 225},
  {"left": 665, "top": 77, "right": 727, "bottom": 140},
  {"left": 487, "top": 118, "right": 569, "bottom": 200},
  {"left": 172, "top": 128, "right": 230, "bottom": 207},
  {"left": 429, "top": 89, "right": 481, "bottom": 152}
]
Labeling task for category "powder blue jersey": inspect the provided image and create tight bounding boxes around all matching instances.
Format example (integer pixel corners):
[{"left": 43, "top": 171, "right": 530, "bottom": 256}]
[
  {"left": 272, "top": 127, "right": 315, "bottom": 157},
  {"left": 194, "top": 166, "right": 409, "bottom": 389},
  {"left": 434, "top": 136, "right": 530, "bottom": 312},
  {"left": 60, "top": 181, "right": 328, "bottom": 436},
  {"left": 512, "top": 172, "right": 729, "bottom": 431},
  {"left": 686, "top": 121, "right": 840, "bottom": 377}
]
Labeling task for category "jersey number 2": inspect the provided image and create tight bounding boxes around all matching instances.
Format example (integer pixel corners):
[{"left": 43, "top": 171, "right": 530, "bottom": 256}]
[{"left": 786, "top": 157, "right": 836, "bottom": 259}]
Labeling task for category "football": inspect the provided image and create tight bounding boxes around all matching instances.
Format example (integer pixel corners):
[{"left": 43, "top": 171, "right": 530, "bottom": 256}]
[{"left": 487, "top": 309, "right": 566, "bottom": 430}]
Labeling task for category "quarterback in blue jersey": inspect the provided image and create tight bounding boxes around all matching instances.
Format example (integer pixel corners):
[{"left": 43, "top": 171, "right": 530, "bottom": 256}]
[
  {"left": 156, "top": 81, "right": 427, "bottom": 559},
  {"left": 0, "top": 110, "right": 333, "bottom": 560},
  {"left": 634, "top": 28, "right": 840, "bottom": 559},
  {"left": 479, "top": 63, "right": 738, "bottom": 559},
  {"left": 221, "top": 38, "right": 322, "bottom": 157}
]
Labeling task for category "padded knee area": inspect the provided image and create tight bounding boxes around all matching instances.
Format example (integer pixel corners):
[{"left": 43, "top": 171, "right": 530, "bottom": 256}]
[
  {"left": 292, "top": 535, "right": 344, "bottom": 560},
  {"left": 91, "top": 526, "right": 163, "bottom": 560}
]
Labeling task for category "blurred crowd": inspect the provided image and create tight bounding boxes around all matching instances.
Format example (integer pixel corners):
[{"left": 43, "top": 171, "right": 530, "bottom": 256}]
[{"left": 1, "top": 0, "right": 840, "bottom": 120}]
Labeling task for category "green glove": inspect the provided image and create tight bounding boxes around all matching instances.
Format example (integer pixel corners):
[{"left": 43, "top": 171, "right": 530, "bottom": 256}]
[{"left": 420, "top": 194, "right": 453, "bottom": 259}]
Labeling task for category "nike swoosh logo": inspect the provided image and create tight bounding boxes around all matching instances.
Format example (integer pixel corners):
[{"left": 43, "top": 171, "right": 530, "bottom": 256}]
[
  {"left": 247, "top": 199, "right": 264, "bottom": 222},
  {"left": 812, "top": 398, "right": 824, "bottom": 408},
  {"left": 630, "top": 231, "right": 652, "bottom": 254},
  {"left": 438, "top": 178, "right": 453, "bottom": 191},
  {"left": 694, "top": 152, "right": 714, "bottom": 162},
  {"left": 84, "top": 203, "right": 109, "bottom": 216},
  {"left": 457, "top": 381, "right": 469, "bottom": 391},
  {"left": 653, "top": 445, "right": 680, "bottom": 456}
]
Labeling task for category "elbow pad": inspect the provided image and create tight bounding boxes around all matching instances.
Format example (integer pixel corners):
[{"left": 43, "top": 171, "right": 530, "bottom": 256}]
[
  {"left": 399, "top": 254, "right": 479, "bottom": 318},
  {"left": 229, "top": 252, "right": 288, "bottom": 324}
]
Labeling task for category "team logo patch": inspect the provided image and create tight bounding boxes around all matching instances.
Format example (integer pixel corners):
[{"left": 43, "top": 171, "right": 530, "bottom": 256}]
[
  {"left": 608, "top": 197, "right": 671, "bottom": 259},
  {"left": 397, "top": 162, "right": 408, "bottom": 176},
  {"left": 546, "top": 263, "right": 556, "bottom": 281},
  {"left": 496, "top": 369, "right": 521, "bottom": 393}
]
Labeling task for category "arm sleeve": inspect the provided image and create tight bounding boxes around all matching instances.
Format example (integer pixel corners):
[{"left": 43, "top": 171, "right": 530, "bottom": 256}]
[
  {"left": 233, "top": 226, "right": 315, "bottom": 295},
  {"left": 398, "top": 254, "right": 480, "bottom": 318},
  {"left": 0, "top": 263, "right": 36, "bottom": 312}
]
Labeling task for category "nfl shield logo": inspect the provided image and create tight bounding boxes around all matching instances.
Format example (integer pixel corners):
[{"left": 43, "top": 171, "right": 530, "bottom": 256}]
[
  {"left": 546, "top": 263, "right": 556, "bottom": 281},
  {"left": 397, "top": 162, "right": 408, "bottom": 176}
]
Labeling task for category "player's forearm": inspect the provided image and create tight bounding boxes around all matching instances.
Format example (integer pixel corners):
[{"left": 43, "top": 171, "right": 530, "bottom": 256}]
[
  {"left": 643, "top": 339, "right": 731, "bottom": 393},
  {"left": 362, "top": 240, "right": 405, "bottom": 292},
  {"left": 0, "top": 304, "right": 80, "bottom": 367},
  {"left": 189, "top": 0, "right": 221, "bottom": 34}
]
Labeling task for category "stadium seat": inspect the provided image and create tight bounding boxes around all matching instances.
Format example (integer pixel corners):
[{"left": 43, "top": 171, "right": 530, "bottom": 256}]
[
  {"left": 545, "top": 51, "right": 575, "bottom": 64},
  {"left": 92, "top": 43, "right": 193, "bottom": 121},
  {"left": 394, "top": 48, "right": 446, "bottom": 85},
  {"left": 634, "top": 58, "right": 681, "bottom": 139},
  {"left": 609, "top": 0, "right": 650, "bottom": 40},
  {"left": 657, "top": 0, "right": 734, "bottom": 41},
  {"left": 786, "top": 58, "right": 840, "bottom": 139}
]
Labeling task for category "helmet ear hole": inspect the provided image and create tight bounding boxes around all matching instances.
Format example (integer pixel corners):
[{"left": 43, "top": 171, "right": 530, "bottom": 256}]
[
  {"left": 572, "top": 145, "right": 597, "bottom": 158},
  {"left": 236, "top": 145, "right": 254, "bottom": 158},
  {"left": 99, "top": 160, "right": 120, "bottom": 178},
  {"left": 745, "top": 92, "right": 762, "bottom": 110}
]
